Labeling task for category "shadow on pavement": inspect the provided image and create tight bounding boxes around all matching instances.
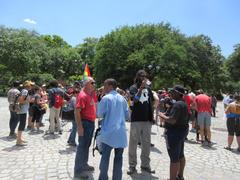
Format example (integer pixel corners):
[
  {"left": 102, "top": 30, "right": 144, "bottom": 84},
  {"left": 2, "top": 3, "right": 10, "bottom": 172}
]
[
  {"left": 150, "top": 146, "right": 162, "bottom": 154},
  {"left": 58, "top": 146, "right": 76, "bottom": 155},
  {"left": 129, "top": 172, "right": 159, "bottom": 180},
  {"left": 0, "top": 136, "right": 16, "bottom": 142},
  {"left": 28, "top": 130, "right": 44, "bottom": 135},
  {"left": 185, "top": 139, "right": 200, "bottom": 144},
  {"left": 201, "top": 145, "right": 217, "bottom": 150},
  {"left": 138, "top": 145, "right": 162, "bottom": 154},
  {"left": 72, "top": 171, "right": 94, "bottom": 180},
  {"left": 151, "top": 132, "right": 157, "bottom": 135},
  {"left": 231, "top": 149, "right": 240, "bottom": 155},
  {"left": 2, "top": 145, "right": 26, "bottom": 152},
  {"left": 42, "top": 134, "right": 60, "bottom": 140}
]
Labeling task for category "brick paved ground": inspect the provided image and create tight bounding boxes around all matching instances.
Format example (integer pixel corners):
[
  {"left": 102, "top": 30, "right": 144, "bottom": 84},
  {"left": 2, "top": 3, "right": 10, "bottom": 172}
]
[{"left": 0, "top": 97, "right": 240, "bottom": 180}]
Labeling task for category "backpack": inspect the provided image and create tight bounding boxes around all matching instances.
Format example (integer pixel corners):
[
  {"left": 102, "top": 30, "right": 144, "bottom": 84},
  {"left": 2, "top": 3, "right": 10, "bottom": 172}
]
[
  {"left": 92, "top": 126, "right": 102, "bottom": 157},
  {"left": 11, "top": 93, "right": 21, "bottom": 112},
  {"left": 54, "top": 94, "right": 64, "bottom": 108},
  {"left": 10, "top": 90, "right": 28, "bottom": 112}
]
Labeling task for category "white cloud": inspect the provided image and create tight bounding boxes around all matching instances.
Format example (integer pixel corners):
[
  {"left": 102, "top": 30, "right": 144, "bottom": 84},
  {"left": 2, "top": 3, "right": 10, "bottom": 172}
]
[{"left": 23, "top": 18, "right": 37, "bottom": 25}]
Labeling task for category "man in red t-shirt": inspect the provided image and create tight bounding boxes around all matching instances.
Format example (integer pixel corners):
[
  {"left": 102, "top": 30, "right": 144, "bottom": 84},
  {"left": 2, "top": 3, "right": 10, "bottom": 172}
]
[
  {"left": 74, "top": 77, "right": 97, "bottom": 179},
  {"left": 195, "top": 90, "right": 212, "bottom": 145}
]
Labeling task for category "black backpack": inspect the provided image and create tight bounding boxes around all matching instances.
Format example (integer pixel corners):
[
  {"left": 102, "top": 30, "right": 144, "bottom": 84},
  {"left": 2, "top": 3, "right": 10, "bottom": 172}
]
[{"left": 92, "top": 125, "right": 102, "bottom": 157}]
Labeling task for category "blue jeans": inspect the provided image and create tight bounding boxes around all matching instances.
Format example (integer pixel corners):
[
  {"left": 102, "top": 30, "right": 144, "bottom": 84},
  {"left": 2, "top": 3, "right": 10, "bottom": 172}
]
[
  {"left": 9, "top": 111, "right": 19, "bottom": 134},
  {"left": 99, "top": 143, "right": 124, "bottom": 180},
  {"left": 67, "top": 120, "right": 77, "bottom": 144},
  {"left": 74, "top": 120, "right": 95, "bottom": 174}
]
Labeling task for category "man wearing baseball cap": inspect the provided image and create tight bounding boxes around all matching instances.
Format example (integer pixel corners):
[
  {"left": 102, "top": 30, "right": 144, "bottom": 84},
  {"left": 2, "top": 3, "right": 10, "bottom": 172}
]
[{"left": 160, "top": 85, "right": 189, "bottom": 180}]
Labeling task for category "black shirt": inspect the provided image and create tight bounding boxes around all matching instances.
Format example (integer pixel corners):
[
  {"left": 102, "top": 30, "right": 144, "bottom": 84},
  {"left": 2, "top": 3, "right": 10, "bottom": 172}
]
[
  {"left": 165, "top": 100, "right": 189, "bottom": 129},
  {"left": 129, "top": 84, "right": 154, "bottom": 122}
]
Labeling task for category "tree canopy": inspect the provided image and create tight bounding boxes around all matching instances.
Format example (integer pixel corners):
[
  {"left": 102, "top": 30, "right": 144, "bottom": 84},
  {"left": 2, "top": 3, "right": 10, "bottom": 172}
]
[{"left": 0, "top": 23, "right": 238, "bottom": 95}]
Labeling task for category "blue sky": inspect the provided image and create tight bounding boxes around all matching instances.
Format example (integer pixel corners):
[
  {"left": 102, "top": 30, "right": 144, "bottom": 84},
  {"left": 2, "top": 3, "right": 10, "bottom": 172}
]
[{"left": 0, "top": 0, "right": 239, "bottom": 57}]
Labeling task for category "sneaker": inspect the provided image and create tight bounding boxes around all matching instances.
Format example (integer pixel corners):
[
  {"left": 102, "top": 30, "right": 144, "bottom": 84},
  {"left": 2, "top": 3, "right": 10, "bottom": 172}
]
[
  {"left": 67, "top": 141, "right": 77, "bottom": 147},
  {"left": 141, "top": 166, "right": 155, "bottom": 174},
  {"left": 39, "top": 123, "right": 45, "bottom": 127},
  {"left": 127, "top": 167, "right": 137, "bottom": 175},
  {"left": 59, "top": 130, "right": 63, "bottom": 135},
  {"left": 224, "top": 146, "right": 232, "bottom": 151},
  {"left": 9, "top": 133, "right": 17, "bottom": 138},
  {"left": 176, "top": 175, "right": 185, "bottom": 180},
  {"left": 207, "top": 141, "right": 213, "bottom": 147},
  {"left": 82, "top": 165, "right": 94, "bottom": 171},
  {"left": 74, "top": 172, "right": 88, "bottom": 179},
  {"left": 37, "top": 129, "right": 44, "bottom": 134},
  {"left": 16, "top": 141, "right": 27, "bottom": 146},
  {"left": 190, "top": 128, "right": 196, "bottom": 133}
]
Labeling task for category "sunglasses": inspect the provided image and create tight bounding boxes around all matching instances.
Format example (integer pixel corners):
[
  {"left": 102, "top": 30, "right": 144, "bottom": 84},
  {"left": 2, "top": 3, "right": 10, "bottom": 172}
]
[{"left": 91, "top": 81, "right": 96, "bottom": 85}]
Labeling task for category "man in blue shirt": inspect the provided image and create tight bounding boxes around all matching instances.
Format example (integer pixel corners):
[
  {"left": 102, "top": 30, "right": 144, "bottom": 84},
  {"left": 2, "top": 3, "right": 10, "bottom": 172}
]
[{"left": 97, "top": 78, "right": 129, "bottom": 180}]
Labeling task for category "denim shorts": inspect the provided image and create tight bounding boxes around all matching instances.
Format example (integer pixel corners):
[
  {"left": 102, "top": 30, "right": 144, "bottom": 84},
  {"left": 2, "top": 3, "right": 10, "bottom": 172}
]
[
  {"left": 197, "top": 112, "right": 211, "bottom": 127},
  {"left": 165, "top": 128, "right": 188, "bottom": 163}
]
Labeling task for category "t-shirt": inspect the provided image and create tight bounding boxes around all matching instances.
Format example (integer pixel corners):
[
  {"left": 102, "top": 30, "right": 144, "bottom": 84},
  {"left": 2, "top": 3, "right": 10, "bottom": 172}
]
[
  {"left": 34, "top": 93, "right": 41, "bottom": 102},
  {"left": 7, "top": 88, "right": 20, "bottom": 105},
  {"left": 195, "top": 94, "right": 211, "bottom": 113},
  {"left": 48, "top": 87, "right": 65, "bottom": 108},
  {"left": 17, "top": 89, "right": 30, "bottom": 114},
  {"left": 129, "top": 84, "right": 154, "bottom": 122},
  {"left": 165, "top": 100, "right": 189, "bottom": 129},
  {"left": 183, "top": 95, "right": 192, "bottom": 114},
  {"left": 76, "top": 90, "right": 97, "bottom": 121}
]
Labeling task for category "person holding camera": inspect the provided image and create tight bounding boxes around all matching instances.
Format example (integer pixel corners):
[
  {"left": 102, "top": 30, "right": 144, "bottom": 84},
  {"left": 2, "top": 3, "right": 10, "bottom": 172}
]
[{"left": 160, "top": 85, "right": 189, "bottom": 180}]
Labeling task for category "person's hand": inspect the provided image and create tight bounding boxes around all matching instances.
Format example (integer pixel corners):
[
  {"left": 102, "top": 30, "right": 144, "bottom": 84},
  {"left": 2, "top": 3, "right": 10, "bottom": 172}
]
[
  {"left": 159, "top": 112, "right": 165, "bottom": 119},
  {"left": 77, "top": 125, "right": 84, "bottom": 136},
  {"left": 140, "top": 79, "right": 147, "bottom": 89}
]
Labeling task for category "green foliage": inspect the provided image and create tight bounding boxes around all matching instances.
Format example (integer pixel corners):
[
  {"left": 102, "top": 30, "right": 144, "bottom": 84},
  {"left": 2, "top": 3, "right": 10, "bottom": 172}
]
[
  {"left": 26, "top": 73, "right": 54, "bottom": 85},
  {"left": 94, "top": 24, "right": 225, "bottom": 91},
  {"left": 0, "top": 24, "right": 235, "bottom": 93},
  {"left": 226, "top": 44, "right": 240, "bottom": 81}
]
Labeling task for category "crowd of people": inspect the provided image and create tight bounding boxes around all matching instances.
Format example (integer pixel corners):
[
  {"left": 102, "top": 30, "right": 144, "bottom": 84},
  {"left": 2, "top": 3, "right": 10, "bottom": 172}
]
[{"left": 6, "top": 69, "right": 240, "bottom": 180}]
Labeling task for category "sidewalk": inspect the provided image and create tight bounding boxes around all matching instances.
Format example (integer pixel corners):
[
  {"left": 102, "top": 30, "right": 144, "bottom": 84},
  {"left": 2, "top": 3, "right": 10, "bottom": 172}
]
[{"left": 0, "top": 101, "right": 240, "bottom": 179}]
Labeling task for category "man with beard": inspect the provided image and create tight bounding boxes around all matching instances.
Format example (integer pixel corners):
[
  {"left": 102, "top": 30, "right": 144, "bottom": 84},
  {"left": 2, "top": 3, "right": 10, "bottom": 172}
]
[{"left": 127, "top": 70, "right": 155, "bottom": 175}]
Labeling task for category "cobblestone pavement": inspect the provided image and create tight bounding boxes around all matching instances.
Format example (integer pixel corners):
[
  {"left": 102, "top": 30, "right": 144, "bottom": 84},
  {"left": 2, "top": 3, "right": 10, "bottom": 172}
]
[{"left": 0, "top": 97, "right": 240, "bottom": 180}]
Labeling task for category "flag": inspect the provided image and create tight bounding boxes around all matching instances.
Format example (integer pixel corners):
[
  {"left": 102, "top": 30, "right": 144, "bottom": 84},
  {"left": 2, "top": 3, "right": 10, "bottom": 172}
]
[{"left": 83, "top": 64, "right": 91, "bottom": 80}]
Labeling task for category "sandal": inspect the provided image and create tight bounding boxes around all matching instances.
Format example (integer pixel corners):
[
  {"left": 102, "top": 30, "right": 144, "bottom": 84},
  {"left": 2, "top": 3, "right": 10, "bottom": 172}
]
[{"left": 224, "top": 146, "right": 232, "bottom": 151}]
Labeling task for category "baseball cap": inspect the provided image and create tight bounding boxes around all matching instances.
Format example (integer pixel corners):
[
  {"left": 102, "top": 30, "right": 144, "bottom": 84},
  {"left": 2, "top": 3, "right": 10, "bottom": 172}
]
[{"left": 171, "top": 85, "right": 185, "bottom": 95}]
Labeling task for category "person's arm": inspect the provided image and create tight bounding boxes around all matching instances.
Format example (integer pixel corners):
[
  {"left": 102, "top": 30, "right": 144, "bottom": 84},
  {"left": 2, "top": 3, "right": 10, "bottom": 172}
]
[
  {"left": 97, "top": 97, "right": 107, "bottom": 118},
  {"left": 75, "top": 108, "right": 84, "bottom": 136},
  {"left": 159, "top": 112, "right": 177, "bottom": 125},
  {"left": 124, "top": 99, "right": 130, "bottom": 120},
  {"left": 75, "top": 94, "right": 85, "bottom": 136},
  {"left": 225, "top": 104, "right": 231, "bottom": 114},
  {"left": 130, "top": 82, "right": 146, "bottom": 103},
  {"left": 18, "top": 90, "right": 28, "bottom": 104},
  {"left": 159, "top": 104, "right": 180, "bottom": 125}
]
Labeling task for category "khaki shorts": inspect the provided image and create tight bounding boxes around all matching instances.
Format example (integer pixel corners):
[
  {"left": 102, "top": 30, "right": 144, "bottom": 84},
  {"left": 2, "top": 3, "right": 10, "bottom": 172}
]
[{"left": 197, "top": 112, "right": 211, "bottom": 127}]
